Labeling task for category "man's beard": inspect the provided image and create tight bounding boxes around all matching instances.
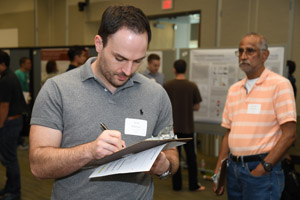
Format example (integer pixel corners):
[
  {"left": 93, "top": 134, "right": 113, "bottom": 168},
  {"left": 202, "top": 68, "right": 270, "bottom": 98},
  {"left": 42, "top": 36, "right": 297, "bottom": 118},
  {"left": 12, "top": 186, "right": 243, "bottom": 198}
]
[{"left": 99, "top": 58, "right": 131, "bottom": 88}]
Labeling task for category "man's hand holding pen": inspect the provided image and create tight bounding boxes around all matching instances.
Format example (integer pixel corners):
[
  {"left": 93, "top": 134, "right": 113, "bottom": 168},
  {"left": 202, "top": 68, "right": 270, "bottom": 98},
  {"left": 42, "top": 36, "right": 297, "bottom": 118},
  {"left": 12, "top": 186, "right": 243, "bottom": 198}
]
[{"left": 88, "top": 123, "right": 126, "bottom": 160}]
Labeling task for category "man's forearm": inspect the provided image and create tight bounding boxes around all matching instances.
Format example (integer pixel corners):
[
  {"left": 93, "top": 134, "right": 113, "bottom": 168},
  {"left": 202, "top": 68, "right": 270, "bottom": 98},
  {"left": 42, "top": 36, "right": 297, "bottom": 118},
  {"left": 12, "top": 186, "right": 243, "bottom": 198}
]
[
  {"left": 30, "top": 143, "right": 93, "bottom": 179},
  {"left": 215, "top": 130, "right": 230, "bottom": 173},
  {"left": 264, "top": 121, "right": 296, "bottom": 165},
  {"left": 193, "top": 103, "right": 200, "bottom": 111},
  {"left": 163, "top": 147, "right": 179, "bottom": 174},
  {"left": 0, "top": 102, "right": 9, "bottom": 127}
]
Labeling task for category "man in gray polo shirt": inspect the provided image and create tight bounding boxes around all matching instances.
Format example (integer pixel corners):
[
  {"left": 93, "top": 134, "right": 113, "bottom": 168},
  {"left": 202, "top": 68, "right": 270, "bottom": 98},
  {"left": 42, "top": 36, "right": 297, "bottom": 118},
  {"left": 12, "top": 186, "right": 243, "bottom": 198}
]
[{"left": 29, "top": 5, "right": 178, "bottom": 200}]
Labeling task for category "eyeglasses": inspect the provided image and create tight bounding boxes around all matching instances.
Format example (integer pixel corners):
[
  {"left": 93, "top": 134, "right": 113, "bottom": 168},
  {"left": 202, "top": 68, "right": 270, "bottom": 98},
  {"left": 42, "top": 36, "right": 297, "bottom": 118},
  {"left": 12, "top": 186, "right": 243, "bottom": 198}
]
[{"left": 235, "top": 48, "right": 261, "bottom": 57}]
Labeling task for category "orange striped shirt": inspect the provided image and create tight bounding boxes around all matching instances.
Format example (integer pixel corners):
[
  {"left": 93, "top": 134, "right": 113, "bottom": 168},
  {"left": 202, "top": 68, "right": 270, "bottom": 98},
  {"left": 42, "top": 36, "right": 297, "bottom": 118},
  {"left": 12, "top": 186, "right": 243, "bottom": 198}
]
[{"left": 222, "top": 68, "right": 297, "bottom": 156}]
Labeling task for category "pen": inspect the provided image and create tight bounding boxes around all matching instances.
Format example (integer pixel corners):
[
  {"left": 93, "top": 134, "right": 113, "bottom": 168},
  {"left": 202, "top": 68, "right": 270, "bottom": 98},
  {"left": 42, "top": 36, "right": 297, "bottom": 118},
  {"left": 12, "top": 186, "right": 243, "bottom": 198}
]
[
  {"left": 100, "top": 122, "right": 125, "bottom": 149},
  {"left": 100, "top": 122, "right": 109, "bottom": 130}
]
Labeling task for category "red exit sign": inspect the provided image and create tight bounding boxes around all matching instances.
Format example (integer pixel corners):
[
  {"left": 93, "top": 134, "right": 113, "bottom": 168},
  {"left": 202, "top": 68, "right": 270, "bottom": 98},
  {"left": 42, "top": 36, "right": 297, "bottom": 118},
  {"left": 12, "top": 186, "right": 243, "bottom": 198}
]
[{"left": 162, "top": 0, "right": 173, "bottom": 10}]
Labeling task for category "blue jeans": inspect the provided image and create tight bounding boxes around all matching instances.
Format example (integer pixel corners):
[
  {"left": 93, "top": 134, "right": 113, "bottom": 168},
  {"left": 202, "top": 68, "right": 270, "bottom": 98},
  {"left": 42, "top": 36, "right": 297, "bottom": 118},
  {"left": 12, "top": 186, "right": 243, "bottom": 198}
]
[
  {"left": 0, "top": 117, "right": 23, "bottom": 195},
  {"left": 227, "top": 154, "right": 284, "bottom": 200}
]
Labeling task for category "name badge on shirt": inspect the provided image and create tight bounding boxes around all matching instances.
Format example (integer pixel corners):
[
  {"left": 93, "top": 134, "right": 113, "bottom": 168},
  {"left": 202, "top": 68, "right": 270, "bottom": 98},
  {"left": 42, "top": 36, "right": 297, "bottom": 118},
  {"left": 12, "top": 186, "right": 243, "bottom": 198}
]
[
  {"left": 247, "top": 104, "right": 261, "bottom": 114},
  {"left": 125, "top": 118, "right": 147, "bottom": 136}
]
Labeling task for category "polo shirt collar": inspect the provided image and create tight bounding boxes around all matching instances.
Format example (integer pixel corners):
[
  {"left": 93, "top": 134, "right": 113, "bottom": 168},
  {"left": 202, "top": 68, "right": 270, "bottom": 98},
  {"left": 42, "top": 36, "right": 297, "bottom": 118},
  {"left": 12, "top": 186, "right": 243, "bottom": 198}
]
[
  {"left": 241, "top": 67, "right": 270, "bottom": 87},
  {"left": 256, "top": 68, "right": 270, "bottom": 85},
  {"left": 79, "top": 57, "right": 142, "bottom": 91}
]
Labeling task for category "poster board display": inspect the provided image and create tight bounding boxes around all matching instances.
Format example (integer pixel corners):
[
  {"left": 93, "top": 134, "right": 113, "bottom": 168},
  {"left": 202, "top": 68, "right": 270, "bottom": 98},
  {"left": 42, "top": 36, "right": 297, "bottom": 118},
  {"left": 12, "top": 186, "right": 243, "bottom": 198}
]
[{"left": 189, "top": 47, "right": 285, "bottom": 123}]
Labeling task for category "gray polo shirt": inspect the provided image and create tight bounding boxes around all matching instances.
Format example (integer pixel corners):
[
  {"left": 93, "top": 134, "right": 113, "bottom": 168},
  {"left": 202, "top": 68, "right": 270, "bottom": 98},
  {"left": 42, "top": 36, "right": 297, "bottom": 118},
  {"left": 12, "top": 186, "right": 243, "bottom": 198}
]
[{"left": 31, "top": 57, "right": 173, "bottom": 200}]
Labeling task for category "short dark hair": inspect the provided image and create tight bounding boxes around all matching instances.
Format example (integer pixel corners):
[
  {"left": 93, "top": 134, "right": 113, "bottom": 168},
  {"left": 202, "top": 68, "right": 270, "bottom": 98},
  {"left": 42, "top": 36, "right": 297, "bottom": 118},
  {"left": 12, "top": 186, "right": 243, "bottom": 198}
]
[
  {"left": 98, "top": 5, "right": 151, "bottom": 48},
  {"left": 46, "top": 60, "right": 57, "bottom": 74},
  {"left": 68, "top": 46, "right": 85, "bottom": 61},
  {"left": 287, "top": 60, "right": 296, "bottom": 75},
  {"left": 0, "top": 50, "right": 10, "bottom": 68},
  {"left": 174, "top": 59, "right": 187, "bottom": 74},
  {"left": 20, "top": 57, "right": 30, "bottom": 66},
  {"left": 147, "top": 54, "right": 160, "bottom": 62}
]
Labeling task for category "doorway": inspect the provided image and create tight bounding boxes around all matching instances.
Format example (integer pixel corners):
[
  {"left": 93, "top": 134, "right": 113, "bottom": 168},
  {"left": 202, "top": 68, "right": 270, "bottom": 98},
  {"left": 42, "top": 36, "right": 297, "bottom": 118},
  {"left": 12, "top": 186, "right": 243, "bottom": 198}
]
[{"left": 148, "top": 10, "right": 201, "bottom": 58}]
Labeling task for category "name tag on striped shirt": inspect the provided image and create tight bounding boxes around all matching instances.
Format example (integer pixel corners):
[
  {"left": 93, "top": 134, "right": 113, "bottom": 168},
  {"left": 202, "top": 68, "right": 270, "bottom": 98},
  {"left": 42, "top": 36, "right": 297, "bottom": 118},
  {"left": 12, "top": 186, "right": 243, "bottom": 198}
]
[{"left": 247, "top": 104, "right": 261, "bottom": 114}]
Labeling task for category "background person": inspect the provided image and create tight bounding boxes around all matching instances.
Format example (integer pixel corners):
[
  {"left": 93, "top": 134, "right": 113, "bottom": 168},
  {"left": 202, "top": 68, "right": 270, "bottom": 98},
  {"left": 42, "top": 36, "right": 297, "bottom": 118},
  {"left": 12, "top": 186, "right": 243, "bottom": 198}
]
[
  {"left": 15, "top": 57, "right": 31, "bottom": 104},
  {"left": 66, "top": 45, "right": 87, "bottom": 71},
  {"left": 286, "top": 60, "right": 297, "bottom": 98},
  {"left": 164, "top": 59, "right": 205, "bottom": 192},
  {"left": 0, "top": 50, "right": 26, "bottom": 200},
  {"left": 15, "top": 57, "right": 32, "bottom": 150},
  {"left": 142, "top": 53, "right": 165, "bottom": 85},
  {"left": 214, "top": 33, "right": 296, "bottom": 199},
  {"left": 42, "top": 60, "right": 58, "bottom": 85},
  {"left": 29, "top": 5, "right": 178, "bottom": 200}
]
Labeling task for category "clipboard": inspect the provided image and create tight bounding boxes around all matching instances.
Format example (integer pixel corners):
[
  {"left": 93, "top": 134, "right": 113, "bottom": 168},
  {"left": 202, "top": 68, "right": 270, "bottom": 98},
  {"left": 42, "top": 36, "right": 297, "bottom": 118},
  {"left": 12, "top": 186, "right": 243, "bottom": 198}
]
[
  {"left": 87, "top": 138, "right": 192, "bottom": 166},
  {"left": 215, "top": 158, "right": 227, "bottom": 195}
]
